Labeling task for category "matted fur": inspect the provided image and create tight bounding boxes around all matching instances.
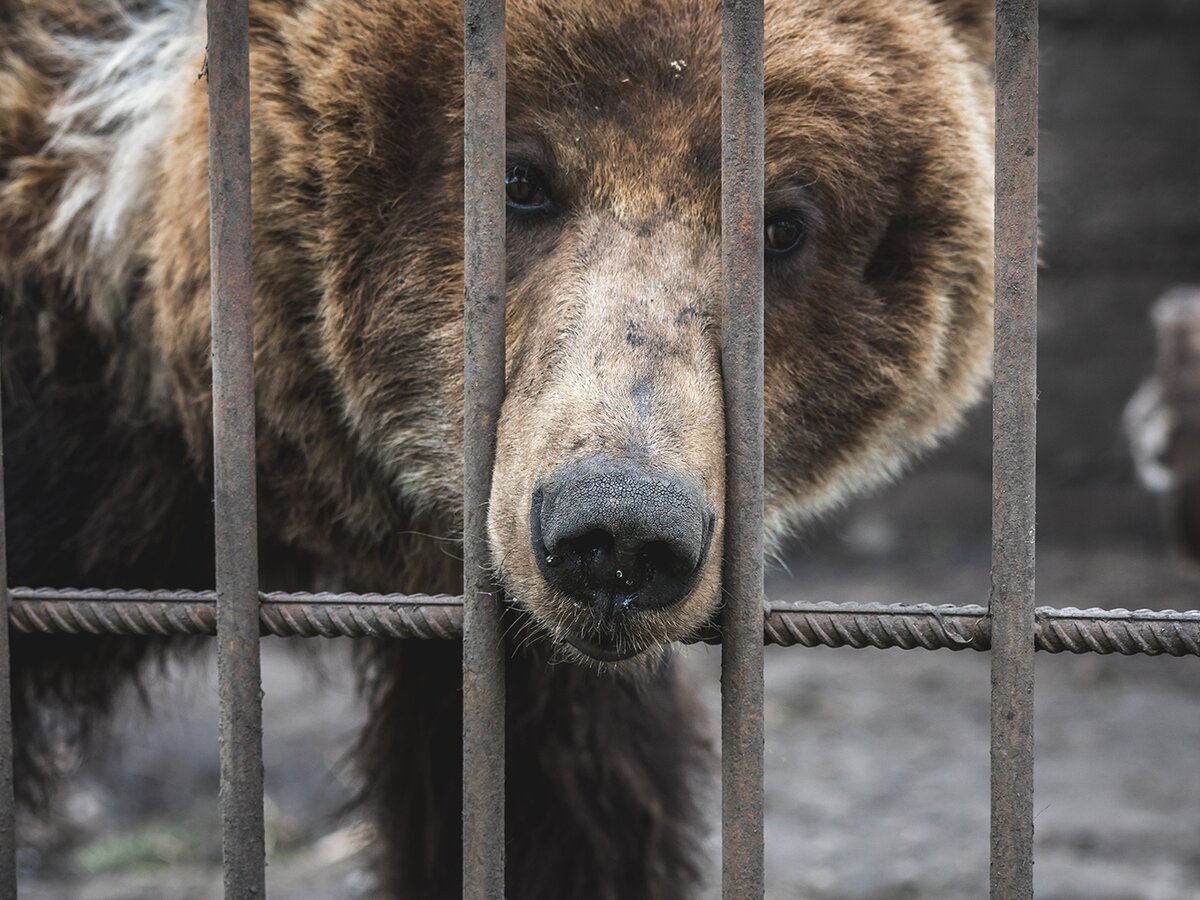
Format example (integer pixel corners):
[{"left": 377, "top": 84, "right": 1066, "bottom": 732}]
[{"left": 1, "top": 0, "right": 994, "bottom": 896}]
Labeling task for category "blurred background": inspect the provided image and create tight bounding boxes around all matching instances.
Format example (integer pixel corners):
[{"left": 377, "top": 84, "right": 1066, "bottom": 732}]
[{"left": 18, "top": 2, "right": 1200, "bottom": 897}]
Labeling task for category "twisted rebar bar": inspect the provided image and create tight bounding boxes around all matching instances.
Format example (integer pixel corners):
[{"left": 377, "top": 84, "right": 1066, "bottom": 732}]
[
  {"left": 8, "top": 588, "right": 1200, "bottom": 656},
  {"left": 8, "top": 588, "right": 463, "bottom": 640},
  {"left": 760, "top": 602, "right": 1200, "bottom": 656}
]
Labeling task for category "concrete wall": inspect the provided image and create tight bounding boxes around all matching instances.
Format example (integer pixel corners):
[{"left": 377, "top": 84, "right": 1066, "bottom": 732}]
[{"left": 804, "top": 1, "right": 1200, "bottom": 560}]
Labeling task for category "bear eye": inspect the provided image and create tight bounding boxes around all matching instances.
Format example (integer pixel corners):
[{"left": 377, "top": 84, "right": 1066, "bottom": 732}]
[
  {"left": 764, "top": 215, "right": 806, "bottom": 255},
  {"left": 505, "top": 165, "right": 550, "bottom": 210}
]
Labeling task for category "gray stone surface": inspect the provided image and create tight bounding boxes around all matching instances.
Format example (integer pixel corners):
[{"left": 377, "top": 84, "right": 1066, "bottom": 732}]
[
  {"left": 17, "top": 548, "right": 1200, "bottom": 899},
  {"left": 904, "top": 0, "right": 1200, "bottom": 550}
]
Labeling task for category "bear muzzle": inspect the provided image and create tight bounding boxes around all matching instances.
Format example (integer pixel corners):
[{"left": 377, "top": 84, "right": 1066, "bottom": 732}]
[{"left": 529, "top": 456, "right": 716, "bottom": 659}]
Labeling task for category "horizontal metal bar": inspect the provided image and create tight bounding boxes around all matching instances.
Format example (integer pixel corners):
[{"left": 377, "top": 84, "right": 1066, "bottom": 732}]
[
  {"left": 10, "top": 589, "right": 1200, "bottom": 656},
  {"left": 9, "top": 589, "right": 463, "bottom": 638}
]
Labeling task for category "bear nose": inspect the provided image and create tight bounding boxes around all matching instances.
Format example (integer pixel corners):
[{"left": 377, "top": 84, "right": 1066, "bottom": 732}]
[{"left": 530, "top": 459, "right": 715, "bottom": 616}]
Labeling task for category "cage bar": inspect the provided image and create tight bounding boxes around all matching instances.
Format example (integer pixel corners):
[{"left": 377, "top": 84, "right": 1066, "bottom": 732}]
[
  {"left": 0, "top": 351, "right": 15, "bottom": 899},
  {"left": 719, "top": 0, "right": 766, "bottom": 896},
  {"left": 462, "top": 0, "right": 508, "bottom": 896},
  {"left": 9, "top": 590, "right": 1200, "bottom": 656},
  {"left": 989, "top": 0, "right": 1039, "bottom": 897},
  {"left": 206, "top": 0, "right": 266, "bottom": 895}
]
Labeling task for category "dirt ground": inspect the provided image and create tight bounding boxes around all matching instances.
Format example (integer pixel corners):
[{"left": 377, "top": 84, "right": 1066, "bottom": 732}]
[{"left": 14, "top": 546, "right": 1200, "bottom": 900}]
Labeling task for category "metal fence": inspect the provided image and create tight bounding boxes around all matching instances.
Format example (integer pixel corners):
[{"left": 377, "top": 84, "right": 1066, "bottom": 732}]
[{"left": 1, "top": 0, "right": 1199, "bottom": 898}]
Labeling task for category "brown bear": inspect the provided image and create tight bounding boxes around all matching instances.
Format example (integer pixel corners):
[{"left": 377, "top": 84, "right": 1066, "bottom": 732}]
[{"left": 0, "top": 0, "right": 994, "bottom": 896}]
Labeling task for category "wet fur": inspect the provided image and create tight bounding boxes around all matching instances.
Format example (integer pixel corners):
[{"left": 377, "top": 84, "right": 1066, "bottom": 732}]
[{"left": 1, "top": 0, "right": 994, "bottom": 896}]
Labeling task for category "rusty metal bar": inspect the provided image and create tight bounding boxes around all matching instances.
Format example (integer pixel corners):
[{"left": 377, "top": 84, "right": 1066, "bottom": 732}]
[
  {"left": 990, "top": 0, "right": 1039, "bottom": 897},
  {"left": 462, "top": 0, "right": 507, "bottom": 894},
  {"left": 761, "top": 602, "right": 1200, "bottom": 655},
  {"left": 9, "top": 590, "right": 1200, "bottom": 656},
  {"left": 720, "top": 0, "right": 766, "bottom": 896},
  {"left": 10, "top": 589, "right": 464, "bottom": 639},
  {"left": 0, "top": 350, "right": 16, "bottom": 899},
  {"left": 206, "top": 0, "right": 265, "bottom": 894}
]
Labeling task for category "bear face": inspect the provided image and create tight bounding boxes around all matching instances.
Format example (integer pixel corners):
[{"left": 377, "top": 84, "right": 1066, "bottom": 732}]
[
  {"left": 237, "top": 0, "right": 993, "bottom": 665},
  {"left": 2, "top": 0, "right": 994, "bottom": 668},
  {"left": 484, "top": 0, "right": 996, "bottom": 664}
]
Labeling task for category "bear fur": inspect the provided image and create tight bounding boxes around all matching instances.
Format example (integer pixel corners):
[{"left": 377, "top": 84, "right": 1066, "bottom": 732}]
[{"left": 0, "top": 0, "right": 994, "bottom": 896}]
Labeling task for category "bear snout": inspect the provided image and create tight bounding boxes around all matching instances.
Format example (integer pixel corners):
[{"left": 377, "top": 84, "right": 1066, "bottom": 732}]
[{"left": 529, "top": 457, "right": 715, "bottom": 645}]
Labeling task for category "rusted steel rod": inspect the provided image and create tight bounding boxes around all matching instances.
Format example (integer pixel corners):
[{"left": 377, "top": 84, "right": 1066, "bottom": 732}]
[
  {"left": 9, "top": 589, "right": 464, "bottom": 639},
  {"left": 720, "top": 0, "right": 766, "bottom": 896},
  {"left": 0, "top": 352, "right": 16, "bottom": 899},
  {"left": 761, "top": 602, "right": 1200, "bottom": 656},
  {"left": 462, "top": 0, "right": 507, "bottom": 895},
  {"left": 206, "top": 0, "right": 265, "bottom": 894},
  {"left": 990, "top": 0, "right": 1039, "bottom": 897},
  {"left": 11, "top": 589, "right": 1200, "bottom": 656}
]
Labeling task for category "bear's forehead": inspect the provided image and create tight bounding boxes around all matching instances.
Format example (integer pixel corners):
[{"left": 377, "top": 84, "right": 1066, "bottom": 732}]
[
  {"left": 499, "top": 0, "right": 952, "bottom": 226},
  {"left": 503, "top": 0, "right": 938, "bottom": 116}
]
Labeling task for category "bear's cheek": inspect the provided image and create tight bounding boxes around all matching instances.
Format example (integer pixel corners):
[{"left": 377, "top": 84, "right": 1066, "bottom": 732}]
[{"left": 759, "top": 266, "right": 965, "bottom": 533}]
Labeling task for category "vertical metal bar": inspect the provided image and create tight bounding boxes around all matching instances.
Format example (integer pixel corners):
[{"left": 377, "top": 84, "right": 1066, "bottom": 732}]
[
  {"left": 0, "top": 350, "right": 17, "bottom": 900},
  {"left": 206, "top": 0, "right": 265, "bottom": 895},
  {"left": 720, "top": 0, "right": 765, "bottom": 897},
  {"left": 462, "top": 0, "right": 507, "bottom": 896},
  {"left": 990, "top": 0, "right": 1038, "bottom": 897}
]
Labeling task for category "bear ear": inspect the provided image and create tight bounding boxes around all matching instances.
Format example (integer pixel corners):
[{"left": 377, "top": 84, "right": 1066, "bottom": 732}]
[{"left": 930, "top": 0, "right": 995, "bottom": 65}]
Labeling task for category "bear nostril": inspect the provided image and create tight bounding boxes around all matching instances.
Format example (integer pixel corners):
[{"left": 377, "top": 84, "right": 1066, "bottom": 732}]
[{"left": 530, "top": 458, "right": 714, "bottom": 616}]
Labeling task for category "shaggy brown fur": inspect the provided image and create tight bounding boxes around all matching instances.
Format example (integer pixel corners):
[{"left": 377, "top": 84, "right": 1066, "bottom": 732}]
[{"left": 1, "top": 0, "right": 994, "bottom": 896}]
